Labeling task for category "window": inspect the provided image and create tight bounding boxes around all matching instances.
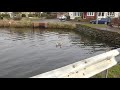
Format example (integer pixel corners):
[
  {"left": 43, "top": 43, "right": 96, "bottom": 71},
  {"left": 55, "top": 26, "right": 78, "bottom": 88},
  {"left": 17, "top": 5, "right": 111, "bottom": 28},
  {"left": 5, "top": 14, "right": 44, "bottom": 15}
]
[
  {"left": 108, "top": 12, "right": 115, "bottom": 16},
  {"left": 73, "top": 12, "right": 81, "bottom": 16},
  {"left": 87, "top": 12, "right": 94, "bottom": 16},
  {"left": 78, "top": 12, "right": 79, "bottom": 16},
  {"left": 74, "top": 12, "right": 76, "bottom": 16},
  {"left": 102, "top": 12, "right": 104, "bottom": 16},
  {"left": 76, "top": 12, "right": 78, "bottom": 16},
  {"left": 98, "top": 12, "right": 101, "bottom": 16},
  {"left": 78, "top": 12, "right": 80, "bottom": 16},
  {"left": 98, "top": 12, "right": 104, "bottom": 16}
]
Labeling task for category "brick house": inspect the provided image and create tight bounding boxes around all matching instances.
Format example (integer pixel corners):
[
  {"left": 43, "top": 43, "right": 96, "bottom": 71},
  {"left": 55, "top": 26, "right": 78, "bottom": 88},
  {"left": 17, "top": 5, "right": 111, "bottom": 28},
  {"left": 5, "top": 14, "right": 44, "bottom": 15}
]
[{"left": 82, "top": 12, "right": 97, "bottom": 20}]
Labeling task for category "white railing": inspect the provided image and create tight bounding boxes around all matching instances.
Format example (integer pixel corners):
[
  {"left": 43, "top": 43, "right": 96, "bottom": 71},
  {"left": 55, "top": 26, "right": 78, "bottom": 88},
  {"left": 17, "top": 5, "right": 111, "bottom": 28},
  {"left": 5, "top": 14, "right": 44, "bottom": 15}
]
[{"left": 31, "top": 48, "right": 120, "bottom": 78}]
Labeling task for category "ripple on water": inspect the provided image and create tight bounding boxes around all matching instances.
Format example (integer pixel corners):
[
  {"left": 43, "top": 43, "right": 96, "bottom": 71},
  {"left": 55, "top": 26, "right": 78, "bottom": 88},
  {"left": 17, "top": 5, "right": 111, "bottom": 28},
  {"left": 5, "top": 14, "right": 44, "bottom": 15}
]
[{"left": 0, "top": 28, "right": 113, "bottom": 77}]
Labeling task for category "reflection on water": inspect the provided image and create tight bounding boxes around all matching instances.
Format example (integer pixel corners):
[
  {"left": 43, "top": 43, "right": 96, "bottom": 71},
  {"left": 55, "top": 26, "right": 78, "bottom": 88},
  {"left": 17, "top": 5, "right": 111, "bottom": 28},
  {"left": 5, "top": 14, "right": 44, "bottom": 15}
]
[{"left": 0, "top": 28, "right": 112, "bottom": 78}]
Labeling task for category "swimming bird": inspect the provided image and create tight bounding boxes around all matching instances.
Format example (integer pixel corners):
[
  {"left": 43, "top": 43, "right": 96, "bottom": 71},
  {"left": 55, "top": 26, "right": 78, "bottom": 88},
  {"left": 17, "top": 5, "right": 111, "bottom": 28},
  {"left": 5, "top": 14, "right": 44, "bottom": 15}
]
[{"left": 56, "top": 42, "right": 63, "bottom": 48}]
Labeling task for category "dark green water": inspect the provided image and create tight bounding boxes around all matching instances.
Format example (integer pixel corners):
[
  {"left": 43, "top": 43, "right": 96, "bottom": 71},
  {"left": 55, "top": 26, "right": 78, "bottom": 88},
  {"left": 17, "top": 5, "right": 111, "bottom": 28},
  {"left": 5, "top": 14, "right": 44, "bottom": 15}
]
[{"left": 0, "top": 28, "right": 113, "bottom": 78}]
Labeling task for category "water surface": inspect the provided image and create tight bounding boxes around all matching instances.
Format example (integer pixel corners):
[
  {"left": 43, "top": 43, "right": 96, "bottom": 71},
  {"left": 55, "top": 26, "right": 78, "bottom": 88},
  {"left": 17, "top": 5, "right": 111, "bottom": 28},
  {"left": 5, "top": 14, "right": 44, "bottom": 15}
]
[{"left": 0, "top": 28, "right": 112, "bottom": 78}]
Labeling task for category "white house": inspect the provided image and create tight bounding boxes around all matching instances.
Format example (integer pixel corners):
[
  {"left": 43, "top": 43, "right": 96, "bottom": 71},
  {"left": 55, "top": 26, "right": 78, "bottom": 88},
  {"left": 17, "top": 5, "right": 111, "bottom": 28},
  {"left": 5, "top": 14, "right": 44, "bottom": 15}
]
[
  {"left": 0, "top": 12, "right": 14, "bottom": 18},
  {"left": 97, "top": 12, "right": 120, "bottom": 20},
  {"left": 69, "top": 12, "right": 82, "bottom": 19}
]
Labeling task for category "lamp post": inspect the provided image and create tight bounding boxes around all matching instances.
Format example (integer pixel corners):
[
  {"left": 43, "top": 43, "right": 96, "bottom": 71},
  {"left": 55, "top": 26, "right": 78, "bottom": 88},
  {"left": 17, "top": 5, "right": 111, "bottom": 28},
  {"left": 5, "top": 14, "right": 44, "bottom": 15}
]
[{"left": 96, "top": 12, "right": 98, "bottom": 24}]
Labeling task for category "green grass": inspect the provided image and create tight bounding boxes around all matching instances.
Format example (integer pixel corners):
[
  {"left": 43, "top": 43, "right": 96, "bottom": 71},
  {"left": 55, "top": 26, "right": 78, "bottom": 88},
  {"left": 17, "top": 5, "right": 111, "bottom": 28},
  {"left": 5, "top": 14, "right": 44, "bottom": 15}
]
[
  {"left": 108, "top": 64, "right": 120, "bottom": 78},
  {"left": 93, "top": 64, "right": 120, "bottom": 78},
  {"left": 47, "top": 22, "right": 76, "bottom": 29},
  {"left": 82, "top": 23, "right": 107, "bottom": 28}
]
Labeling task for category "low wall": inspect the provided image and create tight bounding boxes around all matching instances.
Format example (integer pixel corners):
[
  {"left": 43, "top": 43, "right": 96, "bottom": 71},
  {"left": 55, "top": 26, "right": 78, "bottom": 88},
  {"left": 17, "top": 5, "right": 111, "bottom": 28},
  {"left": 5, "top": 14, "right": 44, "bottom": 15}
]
[{"left": 76, "top": 24, "right": 120, "bottom": 47}]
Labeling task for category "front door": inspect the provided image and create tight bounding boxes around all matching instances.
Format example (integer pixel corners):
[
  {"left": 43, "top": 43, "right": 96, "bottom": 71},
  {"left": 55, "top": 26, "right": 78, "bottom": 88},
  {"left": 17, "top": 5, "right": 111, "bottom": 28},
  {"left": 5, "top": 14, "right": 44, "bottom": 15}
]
[{"left": 83, "top": 12, "right": 86, "bottom": 19}]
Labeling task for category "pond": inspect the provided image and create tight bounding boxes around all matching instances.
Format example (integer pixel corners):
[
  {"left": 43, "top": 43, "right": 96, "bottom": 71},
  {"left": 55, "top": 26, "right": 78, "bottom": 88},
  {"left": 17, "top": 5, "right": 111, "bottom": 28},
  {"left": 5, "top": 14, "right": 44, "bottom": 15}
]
[{"left": 0, "top": 28, "right": 114, "bottom": 78}]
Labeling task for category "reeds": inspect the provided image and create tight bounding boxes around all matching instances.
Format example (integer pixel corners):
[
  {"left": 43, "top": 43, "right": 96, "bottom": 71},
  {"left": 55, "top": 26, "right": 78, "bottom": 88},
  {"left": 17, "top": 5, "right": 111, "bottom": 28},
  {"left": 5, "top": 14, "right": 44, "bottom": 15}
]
[{"left": 0, "top": 20, "right": 76, "bottom": 29}]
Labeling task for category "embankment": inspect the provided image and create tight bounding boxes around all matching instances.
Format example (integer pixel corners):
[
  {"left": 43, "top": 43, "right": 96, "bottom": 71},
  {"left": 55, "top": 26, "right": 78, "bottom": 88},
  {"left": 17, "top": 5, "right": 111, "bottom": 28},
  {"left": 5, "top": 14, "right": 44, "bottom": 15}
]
[{"left": 76, "top": 24, "right": 120, "bottom": 47}]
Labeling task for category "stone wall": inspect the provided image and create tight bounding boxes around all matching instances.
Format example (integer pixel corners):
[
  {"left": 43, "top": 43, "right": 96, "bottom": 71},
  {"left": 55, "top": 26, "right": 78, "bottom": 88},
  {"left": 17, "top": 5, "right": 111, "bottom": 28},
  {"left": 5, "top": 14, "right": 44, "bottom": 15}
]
[{"left": 76, "top": 24, "right": 120, "bottom": 47}]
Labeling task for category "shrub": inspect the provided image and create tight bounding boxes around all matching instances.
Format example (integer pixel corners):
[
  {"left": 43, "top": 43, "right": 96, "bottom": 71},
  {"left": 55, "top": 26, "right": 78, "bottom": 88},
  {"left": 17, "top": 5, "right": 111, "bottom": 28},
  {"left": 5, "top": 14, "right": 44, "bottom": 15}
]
[
  {"left": 28, "top": 14, "right": 36, "bottom": 17},
  {"left": 0, "top": 13, "right": 10, "bottom": 19},
  {"left": 21, "top": 14, "right": 26, "bottom": 17},
  {"left": 111, "top": 18, "right": 120, "bottom": 27},
  {"left": 74, "top": 17, "right": 81, "bottom": 21},
  {"left": 66, "top": 15, "right": 70, "bottom": 20},
  {"left": 41, "top": 13, "right": 48, "bottom": 17}
]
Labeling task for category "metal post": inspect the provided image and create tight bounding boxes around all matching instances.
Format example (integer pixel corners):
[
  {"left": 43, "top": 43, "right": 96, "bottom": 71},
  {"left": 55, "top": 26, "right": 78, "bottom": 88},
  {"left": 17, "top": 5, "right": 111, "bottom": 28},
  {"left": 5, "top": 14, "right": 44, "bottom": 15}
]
[
  {"left": 96, "top": 12, "right": 98, "bottom": 24},
  {"left": 101, "top": 69, "right": 108, "bottom": 78},
  {"left": 101, "top": 47, "right": 111, "bottom": 78}
]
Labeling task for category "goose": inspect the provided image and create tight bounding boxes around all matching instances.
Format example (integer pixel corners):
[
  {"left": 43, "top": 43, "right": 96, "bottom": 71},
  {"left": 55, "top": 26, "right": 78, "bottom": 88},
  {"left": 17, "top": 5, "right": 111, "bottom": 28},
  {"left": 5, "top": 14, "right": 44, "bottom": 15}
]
[{"left": 56, "top": 42, "right": 63, "bottom": 48}]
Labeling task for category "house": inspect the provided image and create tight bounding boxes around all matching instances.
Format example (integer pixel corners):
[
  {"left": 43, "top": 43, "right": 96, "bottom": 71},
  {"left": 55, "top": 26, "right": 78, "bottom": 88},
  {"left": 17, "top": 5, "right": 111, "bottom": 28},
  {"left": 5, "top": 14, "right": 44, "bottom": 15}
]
[
  {"left": 82, "top": 12, "right": 97, "bottom": 20},
  {"left": 69, "top": 12, "right": 120, "bottom": 20},
  {"left": 0, "top": 12, "right": 13, "bottom": 18},
  {"left": 69, "top": 12, "right": 97, "bottom": 20},
  {"left": 82, "top": 12, "right": 120, "bottom": 20},
  {"left": 97, "top": 12, "right": 120, "bottom": 20},
  {"left": 69, "top": 12, "right": 82, "bottom": 19}
]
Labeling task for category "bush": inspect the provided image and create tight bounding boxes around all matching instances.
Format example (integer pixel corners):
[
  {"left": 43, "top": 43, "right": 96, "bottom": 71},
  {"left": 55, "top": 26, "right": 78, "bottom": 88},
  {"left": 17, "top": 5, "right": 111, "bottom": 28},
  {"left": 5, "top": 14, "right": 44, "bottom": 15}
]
[
  {"left": 28, "top": 14, "right": 36, "bottom": 17},
  {"left": 66, "top": 15, "right": 70, "bottom": 20},
  {"left": 22, "top": 14, "right": 26, "bottom": 17},
  {"left": 0, "top": 14, "right": 10, "bottom": 19},
  {"left": 111, "top": 18, "right": 120, "bottom": 27},
  {"left": 74, "top": 17, "right": 81, "bottom": 21},
  {"left": 41, "top": 13, "right": 48, "bottom": 17}
]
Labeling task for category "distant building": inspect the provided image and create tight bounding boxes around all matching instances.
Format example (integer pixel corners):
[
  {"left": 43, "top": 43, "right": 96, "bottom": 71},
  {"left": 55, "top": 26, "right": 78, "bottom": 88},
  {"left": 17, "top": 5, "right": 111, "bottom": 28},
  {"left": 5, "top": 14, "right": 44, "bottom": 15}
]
[
  {"left": 69, "top": 12, "right": 82, "bottom": 19},
  {"left": 69, "top": 12, "right": 120, "bottom": 20},
  {"left": 97, "top": 12, "right": 120, "bottom": 20}
]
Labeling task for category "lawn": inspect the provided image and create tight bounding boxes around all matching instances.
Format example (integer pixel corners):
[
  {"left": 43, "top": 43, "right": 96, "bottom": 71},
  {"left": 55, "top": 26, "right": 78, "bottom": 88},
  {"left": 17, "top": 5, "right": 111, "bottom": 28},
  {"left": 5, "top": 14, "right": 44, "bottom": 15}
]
[
  {"left": 82, "top": 23, "right": 108, "bottom": 28},
  {"left": 93, "top": 64, "right": 120, "bottom": 78}
]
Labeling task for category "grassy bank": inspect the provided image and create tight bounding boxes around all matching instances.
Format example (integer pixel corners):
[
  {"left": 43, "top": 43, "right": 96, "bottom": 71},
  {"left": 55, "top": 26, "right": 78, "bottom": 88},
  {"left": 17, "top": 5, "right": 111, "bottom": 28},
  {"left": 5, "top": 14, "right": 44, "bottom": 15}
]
[
  {"left": 81, "top": 23, "right": 107, "bottom": 28},
  {"left": 47, "top": 22, "right": 76, "bottom": 29},
  {"left": 0, "top": 19, "right": 77, "bottom": 29},
  {"left": 0, "top": 20, "right": 33, "bottom": 28}
]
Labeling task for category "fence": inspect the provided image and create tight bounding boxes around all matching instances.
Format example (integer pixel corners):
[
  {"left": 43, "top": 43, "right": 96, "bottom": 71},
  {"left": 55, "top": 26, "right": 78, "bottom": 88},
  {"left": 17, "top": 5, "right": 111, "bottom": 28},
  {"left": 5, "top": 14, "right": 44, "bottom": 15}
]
[{"left": 31, "top": 48, "right": 120, "bottom": 78}]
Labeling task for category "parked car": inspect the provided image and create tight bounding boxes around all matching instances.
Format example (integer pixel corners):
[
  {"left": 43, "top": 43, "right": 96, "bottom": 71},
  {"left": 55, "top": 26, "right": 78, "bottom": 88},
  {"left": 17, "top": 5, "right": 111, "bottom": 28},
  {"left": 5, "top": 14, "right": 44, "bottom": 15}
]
[
  {"left": 90, "top": 18, "right": 111, "bottom": 24},
  {"left": 58, "top": 15, "right": 67, "bottom": 21}
]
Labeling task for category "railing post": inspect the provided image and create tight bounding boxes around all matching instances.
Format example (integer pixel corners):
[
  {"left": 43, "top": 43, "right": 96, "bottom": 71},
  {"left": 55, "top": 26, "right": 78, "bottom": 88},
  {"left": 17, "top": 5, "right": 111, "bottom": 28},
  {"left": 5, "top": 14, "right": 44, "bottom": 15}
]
[{"left": 101, "top": 69, "right": 108, "bottom": 78}]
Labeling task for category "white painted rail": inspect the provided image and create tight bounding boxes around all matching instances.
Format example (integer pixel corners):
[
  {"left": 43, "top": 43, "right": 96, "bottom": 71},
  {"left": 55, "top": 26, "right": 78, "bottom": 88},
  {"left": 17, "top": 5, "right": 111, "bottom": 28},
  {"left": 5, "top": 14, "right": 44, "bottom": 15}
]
[{"left": 31, "top": 48, "right": 120, "bottom": 78}]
